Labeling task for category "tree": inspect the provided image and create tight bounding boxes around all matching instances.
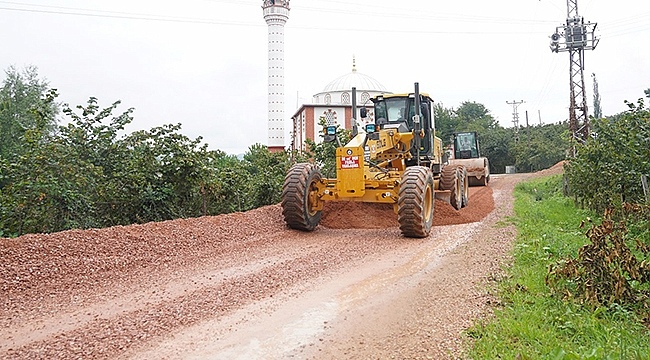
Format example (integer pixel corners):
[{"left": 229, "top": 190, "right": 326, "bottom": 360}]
[
  {"left": 512, "top": 123, "right": 569, "bottom": 172},
  {"left": 592, "top": 73, "right": 603, "bottom": 119},
  {"left": 304, "top": 116, "right": 352, "bottom": 178},
  {"left": 478, "top": 126, "right": 516, "bottom": 174},
  {"left": 242, "top": 144, "right": 291, "bottom": 208},
  {"left": 113, "top": 123, "right": 212, "bottom": 223},
  {"left": 210, "top": 153, "right": 251, "bottom": 213},
  {"left": 0, "top": 69, "right": 300, "bottom": 236},
  {"left": 565, "top": 98, "right": 650, "bottom": 212},
  {"left": 454, "top": 101, "right": 499, "bottom": 131},
  {"left": 1, "top": 94, "right": 228, "bottom": 235},
  {"left": 59, "top": 97, "right": 133, "bottom": 176},
  {"left": 433, "top": 102, "right": 458, "bottom": 145},
  {"left": 0, "top": 92, "right": 99, "bottom": 235},
  {"left": 0, "top": 65, "right": 58, "bottom": 162}
]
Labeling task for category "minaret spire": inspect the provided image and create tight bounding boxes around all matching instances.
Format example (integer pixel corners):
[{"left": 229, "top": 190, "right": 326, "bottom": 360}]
[{"left": 262, "top": 0, "right": 290, "bottom": 152}]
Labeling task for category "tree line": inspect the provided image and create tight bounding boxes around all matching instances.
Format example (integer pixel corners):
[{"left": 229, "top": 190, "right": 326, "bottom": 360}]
[
  {"left": 0, "top": 66, "right": 294, "bottom": 237},
  {"left": 433, "top": 101, "right": 568, "bottom": 174},
  {"left": 1, "top": 66, "right": 571, "bottom": 237}
]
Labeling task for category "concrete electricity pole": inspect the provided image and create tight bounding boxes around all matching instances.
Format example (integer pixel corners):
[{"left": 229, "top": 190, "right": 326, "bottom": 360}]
[
  {"left": 549, "top": 0, "right": 599, "bottom": 156},
  {"left": 506, "top": 100, "right": 525, "bottom": 142}
]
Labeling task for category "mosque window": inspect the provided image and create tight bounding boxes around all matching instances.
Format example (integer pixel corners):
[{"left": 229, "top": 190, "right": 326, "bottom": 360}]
[
  {"left": 341, "top": 92, "right": 350, "bottom": 104},
  {"left": 325, "top": 93, "right": 331, "bottom": 105},
  {"left": 361, "top": 92, "right": 370, "bottom": 104},
  {"left": 323, "top": 109, "right": 337, "bottom": 126}
]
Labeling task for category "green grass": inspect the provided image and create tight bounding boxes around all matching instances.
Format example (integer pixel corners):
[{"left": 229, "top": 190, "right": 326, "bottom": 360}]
[{"left": 465, "top": 175, "right": 650, "bottom": 359}]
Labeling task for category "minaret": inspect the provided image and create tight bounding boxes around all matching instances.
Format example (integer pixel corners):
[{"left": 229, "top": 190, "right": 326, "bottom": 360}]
[{"left": 262, "top": 0, "right": 290, "bottom": 152}]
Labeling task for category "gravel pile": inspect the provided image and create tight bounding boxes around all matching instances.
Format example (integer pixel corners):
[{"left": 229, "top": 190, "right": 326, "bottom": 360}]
[{"left": 321, "top": 186, "right": 494, "bottom": 228}]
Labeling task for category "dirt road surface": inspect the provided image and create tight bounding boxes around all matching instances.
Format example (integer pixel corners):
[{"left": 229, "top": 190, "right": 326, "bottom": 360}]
[{"left": 1, "top": 166, "right": 562, "bottom": 359}]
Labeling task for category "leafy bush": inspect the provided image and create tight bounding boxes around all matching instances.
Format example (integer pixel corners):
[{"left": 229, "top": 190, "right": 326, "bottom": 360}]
[
  {"left": 303, "top": 116, "right": 352, "bottom": 178},
  {"left": 565, "top": 98, "right": 650, "bottom": 212}
]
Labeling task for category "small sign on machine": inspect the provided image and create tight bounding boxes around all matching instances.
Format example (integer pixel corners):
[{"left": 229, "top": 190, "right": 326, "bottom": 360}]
[{"left": 341, "top": 156, "right": 360, "bottom": 169}]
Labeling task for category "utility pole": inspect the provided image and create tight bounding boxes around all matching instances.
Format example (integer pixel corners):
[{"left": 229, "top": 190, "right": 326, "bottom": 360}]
[
  {"left": 549, "top": 0, "right": 599, "bottom": 156},
  {"left": 506, "top": 100, "right": 525, "bottom": 142}
]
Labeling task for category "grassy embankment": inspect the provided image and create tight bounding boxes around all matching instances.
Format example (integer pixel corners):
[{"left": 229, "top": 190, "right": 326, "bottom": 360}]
[{"left": 466, "top": 174, "right": 650, "bottom": 359}]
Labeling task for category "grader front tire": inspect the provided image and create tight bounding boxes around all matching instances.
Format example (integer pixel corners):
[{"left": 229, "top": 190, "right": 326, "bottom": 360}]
[
  {"left": 281, "top": 163, "right": 322, "bottom": 231},
  {"left": 398, "top": 166, "right": 435, "bottom": 238}
]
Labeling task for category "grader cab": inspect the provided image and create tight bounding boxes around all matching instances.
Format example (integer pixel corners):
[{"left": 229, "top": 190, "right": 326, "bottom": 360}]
[{"left": 281, "top": 83, "right": 468, "bottom": 238}]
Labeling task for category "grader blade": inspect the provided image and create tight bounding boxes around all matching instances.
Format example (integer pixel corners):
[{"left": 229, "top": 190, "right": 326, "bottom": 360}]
[{"left": 434, "top": 190, "right": 452, "bottom": 204}]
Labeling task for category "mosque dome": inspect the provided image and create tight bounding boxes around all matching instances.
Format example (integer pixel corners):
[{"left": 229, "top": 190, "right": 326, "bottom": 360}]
[
  {"left": 322, "top": 66, "right": 387, "bottom": 92},
  {"left": 312, "top": 58, "right": 389, "bottom": 105}
]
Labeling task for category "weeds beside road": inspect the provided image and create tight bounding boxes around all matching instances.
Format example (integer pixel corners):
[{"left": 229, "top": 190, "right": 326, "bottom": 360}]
[{"left": 467, "top": 175, "right": 650, "bottom": 359}]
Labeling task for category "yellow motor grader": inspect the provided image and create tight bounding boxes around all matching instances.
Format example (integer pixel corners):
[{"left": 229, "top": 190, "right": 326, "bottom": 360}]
[{"left": 281, "top": 83, "right": 468, "bottom": 238}]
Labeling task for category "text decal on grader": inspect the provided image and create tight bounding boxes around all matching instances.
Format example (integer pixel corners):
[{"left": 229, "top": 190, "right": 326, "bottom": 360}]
[{"left": 341, "top": 156, "right": 360, "bottom": 169}]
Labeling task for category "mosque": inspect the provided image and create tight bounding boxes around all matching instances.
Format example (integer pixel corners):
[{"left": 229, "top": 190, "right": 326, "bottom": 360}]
[
  {"left": 262, "top": 0, "right": 389, "bottom": 153},
  {"left": 289, "top": 59, "right": 390, "bottom": 152}
]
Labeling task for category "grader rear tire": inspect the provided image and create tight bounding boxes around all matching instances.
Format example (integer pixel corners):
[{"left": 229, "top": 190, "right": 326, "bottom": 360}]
[
  {"left": 441, "top": 165, "right": 463, "bottom": 210},
  {"left": 398, "top": 166, "right": 435, "bottom": 238},
  {"left": 281, "top": 163, "right": 322, "bottom": 231}
]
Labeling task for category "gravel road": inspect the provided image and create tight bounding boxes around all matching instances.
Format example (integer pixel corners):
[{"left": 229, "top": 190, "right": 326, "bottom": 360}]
[{"left": 1, "top": 165, "right": 562, "bottom": 359}]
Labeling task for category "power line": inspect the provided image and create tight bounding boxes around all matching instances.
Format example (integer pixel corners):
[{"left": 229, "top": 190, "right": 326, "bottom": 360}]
[
  {"left": 0, "top": 4, "right": 259, "bottom": 26},
  {"left": 301, "top": 0, "right": 557, "bottom": 25},
  {"left": 0, "top": 2, "right": 556, "bottom": 36},
  {"left": 0, "top": 1, "right": 558, "bottom": 29},
  {"left": 4, "top": 1, "right": 642, "bottom": 45},
  {"left": 530, "top": 56, "right": 567, "bottom": 122}
]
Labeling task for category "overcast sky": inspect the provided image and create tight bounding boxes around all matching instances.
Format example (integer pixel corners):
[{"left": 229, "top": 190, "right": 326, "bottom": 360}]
[{"left": 1, "top": 0, "right": 648, "bottom": 154}]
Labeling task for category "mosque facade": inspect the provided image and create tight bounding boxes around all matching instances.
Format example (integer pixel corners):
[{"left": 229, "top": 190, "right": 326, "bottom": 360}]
[{"left": 290, "top": 60, "right": 390, "bottom": 152}]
